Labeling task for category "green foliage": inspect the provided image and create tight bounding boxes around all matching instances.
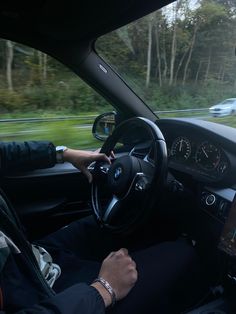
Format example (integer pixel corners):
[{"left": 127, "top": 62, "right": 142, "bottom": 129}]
[
  {"left": 208, "top": 115, "right": 236, "bottom": 129},
  {"left": 146, "top": 78, "right": 236, "bottom": 112},
  {"left": 0, "top": 119, "right": 99, "bottom": 149},
  {"left": 0, "top": 89, "right": 27, "bottom": 112},
  {"left": 0, "top": 74, "right": 112, "bottom": 114}
]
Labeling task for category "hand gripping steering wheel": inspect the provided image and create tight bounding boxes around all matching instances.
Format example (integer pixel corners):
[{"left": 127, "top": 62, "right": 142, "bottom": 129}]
[{"left": 91, "top": 117, "right": 167, "bottom": 233}]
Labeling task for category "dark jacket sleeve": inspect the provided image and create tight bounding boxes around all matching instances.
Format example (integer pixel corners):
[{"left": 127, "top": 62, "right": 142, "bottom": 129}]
[
  {"left": 0, "top": 141, "right": 56, "bottom": 173},
  {"left": 3, "top": 284, "right": 105, "bottom": 314}
]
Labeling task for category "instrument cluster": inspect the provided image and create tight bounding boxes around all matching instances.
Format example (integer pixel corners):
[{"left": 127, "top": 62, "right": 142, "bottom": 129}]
[{"left": 168, "top": 136, "right": 229, "bottom": 180}]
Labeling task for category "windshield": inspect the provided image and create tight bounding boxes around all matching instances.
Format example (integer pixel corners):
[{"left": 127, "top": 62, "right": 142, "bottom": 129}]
[
  {"left": 96, "top": 0, "right": 236, "bottom": 128},
  {"left": 221, "top": 99, "right": 236, "bottom": 104}
]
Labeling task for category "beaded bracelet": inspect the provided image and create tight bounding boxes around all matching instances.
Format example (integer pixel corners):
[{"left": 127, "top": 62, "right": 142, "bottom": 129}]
[{"left": 93, "top": 277, "right": 116, "bottom": 307}]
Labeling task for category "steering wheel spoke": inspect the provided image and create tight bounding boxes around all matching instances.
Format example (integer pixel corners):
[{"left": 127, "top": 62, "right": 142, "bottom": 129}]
[
  {"left": 102, "top": 195, "right": 120, "bottom": 223},
  {"left": 99, "top": 163, "right": 111, "bottom": 175},
  {"left": 93, "top": 161, "right": 111, "bottom": 182},
  {"left": 133, "top": 173, "right": 151, "bottom": 192}
]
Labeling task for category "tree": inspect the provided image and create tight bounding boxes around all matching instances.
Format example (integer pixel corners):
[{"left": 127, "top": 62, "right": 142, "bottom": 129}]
[
  {"left": 169, "top": 0, "right": 186, "bottom": 86},
  {"left": 182, "top": 22, "right": 199, "bottom": 85},
  {"left": 146, "top": 15, "right": 154, "bottom": 87},
  {"left": 6, "top": 40, "right": 14, "bottom": 91},
  {"left": 154, "top": 10, "right": 166, "bottom": 87}
]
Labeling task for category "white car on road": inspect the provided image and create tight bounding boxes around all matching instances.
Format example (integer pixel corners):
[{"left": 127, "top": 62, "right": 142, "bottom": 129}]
[{"left": 209, "top": 98, "right": 236, "bottom": 117}]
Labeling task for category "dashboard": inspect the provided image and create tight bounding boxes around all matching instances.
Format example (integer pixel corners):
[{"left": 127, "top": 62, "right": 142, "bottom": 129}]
[
  {"left": 156, "top": 119, "right": 236, "bottom": 268},
  {"left": 157, "top": 118, "right": 236, "bottom": 185}
]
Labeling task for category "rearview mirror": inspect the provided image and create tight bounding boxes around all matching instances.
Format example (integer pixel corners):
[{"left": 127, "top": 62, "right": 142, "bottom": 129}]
[{"left": 92, "top": 112, "right": 116, "bottom": 141}]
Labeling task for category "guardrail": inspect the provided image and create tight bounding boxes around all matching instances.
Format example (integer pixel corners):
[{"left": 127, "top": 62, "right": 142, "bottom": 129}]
[
  {"left": 0, "top": 108, "right": 209, "bottom": 123},
  {"left": 154, "top": 108, "right": 208, "bottom": 114},
  {"left": 0, "top": 115, "right": 97, "bottom": 123}
]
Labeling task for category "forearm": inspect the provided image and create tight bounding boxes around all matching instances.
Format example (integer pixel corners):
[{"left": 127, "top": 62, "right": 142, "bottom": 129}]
[
  {"left": 0, "top": 141, "right": 56, "bottom": 173},
  {"left": 10, "top": 283, "right": 105, "bottom": 314}
]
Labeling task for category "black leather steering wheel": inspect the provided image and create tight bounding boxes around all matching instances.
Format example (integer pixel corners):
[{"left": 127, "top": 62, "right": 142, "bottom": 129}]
[{"left": 91, "top": 117, "right": 167, "bottom": 233}]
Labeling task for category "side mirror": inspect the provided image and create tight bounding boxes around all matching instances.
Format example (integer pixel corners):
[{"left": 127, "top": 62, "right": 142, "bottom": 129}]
[{"left": 92, "top": 111, "right": 116, "bottom": 141}]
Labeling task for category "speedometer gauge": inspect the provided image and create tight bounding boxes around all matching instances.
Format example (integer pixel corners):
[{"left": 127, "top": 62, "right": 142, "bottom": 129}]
[
  {"left": 195, "top": 141, "right": 221, "bottom": 170},
  {"left": 170, "top": 137, "right": 191, "bottom": 161}
]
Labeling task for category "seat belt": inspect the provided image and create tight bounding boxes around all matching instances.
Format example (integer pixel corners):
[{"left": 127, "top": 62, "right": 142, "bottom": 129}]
[
  {"left": 0, "top": 193, "right": 55, "bottom": 297},
  {"left": 0, "top": 188, "right": 24, "bottom": 232}
]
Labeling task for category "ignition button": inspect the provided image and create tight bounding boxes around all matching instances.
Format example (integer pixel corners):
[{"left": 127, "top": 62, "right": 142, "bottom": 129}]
[{"left": 206, "top": 194, "right": 216, "bottom": 206}]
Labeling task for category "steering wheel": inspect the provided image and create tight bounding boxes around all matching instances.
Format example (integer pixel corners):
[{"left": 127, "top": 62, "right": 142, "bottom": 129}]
[{"left": 91, "top": 117, "right": 167, "bottom": 233}]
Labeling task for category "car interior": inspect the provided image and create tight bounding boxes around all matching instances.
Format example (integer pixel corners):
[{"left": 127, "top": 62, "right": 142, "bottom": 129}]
[{"left": 1, "top": 0, "right": 236, "bottom": 313}]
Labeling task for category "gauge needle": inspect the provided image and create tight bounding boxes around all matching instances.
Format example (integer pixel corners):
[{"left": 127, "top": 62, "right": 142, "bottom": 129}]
[
  {"left": 202, "top": 147, "right": 208, "bottom": 158},
  {"left": 179, "top": 139, "right": 183, "bottom": 152}
]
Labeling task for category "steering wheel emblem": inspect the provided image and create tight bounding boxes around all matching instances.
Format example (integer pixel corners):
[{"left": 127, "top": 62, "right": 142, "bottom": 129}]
[{"left": 114, "top": 167, "right": 122, "bottom": 180}]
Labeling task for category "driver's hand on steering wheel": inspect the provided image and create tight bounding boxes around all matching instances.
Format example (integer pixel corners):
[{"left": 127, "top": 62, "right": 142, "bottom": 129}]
[
  {"left": 91, "top": 248, "right": 138, "bottom": 307},
  {"left": 63, "top": 148, "right": 114, "bottom": 183}
]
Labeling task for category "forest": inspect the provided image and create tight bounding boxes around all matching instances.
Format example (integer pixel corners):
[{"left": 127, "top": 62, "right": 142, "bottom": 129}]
[{"left": 0, "top": 0, "right": 236, "bottom": 116}]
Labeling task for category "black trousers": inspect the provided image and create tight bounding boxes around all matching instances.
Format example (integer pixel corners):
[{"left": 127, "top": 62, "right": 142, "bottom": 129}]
[{"left": 38, "top": 216, "right": 208, "bottom": 314}]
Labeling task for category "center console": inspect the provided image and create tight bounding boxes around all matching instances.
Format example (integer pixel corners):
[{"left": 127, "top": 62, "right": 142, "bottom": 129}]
[
  {"left": 200, "top": 187, "right": 235, "bottom": 224},
  {"left": 189, "top": 187, "right": 236, "bottom": 313},
  {"left": 218, "top": 196, "right": 236, "bottom": 258},
  {"left": 200, "top": 187, "right": 236, "bottom": 276}
]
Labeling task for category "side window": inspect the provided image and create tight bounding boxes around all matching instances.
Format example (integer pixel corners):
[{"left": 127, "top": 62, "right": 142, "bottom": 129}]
[{"left": 0, "top": 39, "right": 113, "bottom": 149}]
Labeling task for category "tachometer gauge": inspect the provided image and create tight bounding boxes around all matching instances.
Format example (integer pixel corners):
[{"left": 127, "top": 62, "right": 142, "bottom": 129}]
[
  {"left": 195, "top": 141, "right": 221, "bottom": 170},
  {"left": 170, "top": 137, "right": 191, "bottom": 161}
]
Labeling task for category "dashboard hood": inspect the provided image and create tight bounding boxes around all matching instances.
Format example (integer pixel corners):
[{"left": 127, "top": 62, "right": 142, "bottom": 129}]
[{"left": 157, "top": 118, "right": 236, "bottom": 145}]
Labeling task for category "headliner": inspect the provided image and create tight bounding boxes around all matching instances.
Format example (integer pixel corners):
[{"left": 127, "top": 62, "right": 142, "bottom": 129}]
[{"left": 0, "top": 0, "right": 173, "bottom": 43}]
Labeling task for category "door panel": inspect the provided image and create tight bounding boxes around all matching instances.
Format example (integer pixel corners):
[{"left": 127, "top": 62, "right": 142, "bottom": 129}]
[{"left": 1, "top": 163, "right": 92, "bottom": 240}]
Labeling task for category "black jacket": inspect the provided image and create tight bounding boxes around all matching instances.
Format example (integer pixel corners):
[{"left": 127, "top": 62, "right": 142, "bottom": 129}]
[{"left": 0, "top": 141, "right": 105, "bottom": 314}]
